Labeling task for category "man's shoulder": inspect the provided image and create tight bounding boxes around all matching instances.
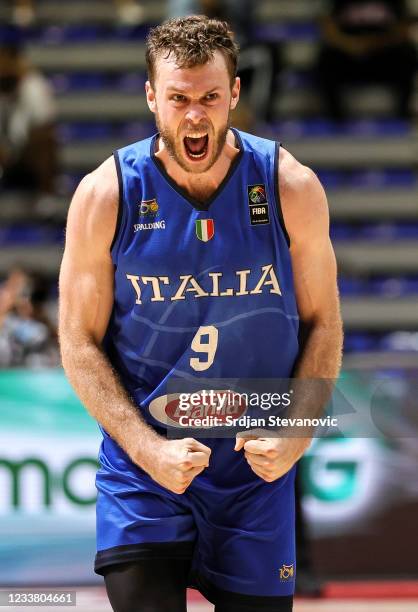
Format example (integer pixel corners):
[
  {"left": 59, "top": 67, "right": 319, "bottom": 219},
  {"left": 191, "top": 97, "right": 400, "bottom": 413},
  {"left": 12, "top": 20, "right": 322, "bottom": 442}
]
[
  {"left": 278, "top": 147, "right": 318, "bottom": 197},
  {"left": 80, "top": 156, "right": 119, "bottom": 202},
  {"left": 278, "top": 147, "right": 328, "bottom": 242},
  {"left": 70, "top": 157, "right": 119, "bottom": 229},
  {"left": 65, "top": 156, "right": 120, "bottom": 255}
]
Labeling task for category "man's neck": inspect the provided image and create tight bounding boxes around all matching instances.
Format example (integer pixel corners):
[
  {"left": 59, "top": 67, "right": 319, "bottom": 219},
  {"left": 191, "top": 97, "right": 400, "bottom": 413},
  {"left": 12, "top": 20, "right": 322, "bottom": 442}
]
[{"left": 154, "top": 129, "right": 240, "bottom": 203}]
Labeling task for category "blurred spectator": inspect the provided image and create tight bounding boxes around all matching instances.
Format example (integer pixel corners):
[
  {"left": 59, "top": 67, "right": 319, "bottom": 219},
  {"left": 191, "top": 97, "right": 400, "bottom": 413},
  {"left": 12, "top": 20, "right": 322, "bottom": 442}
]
[
  {"left": 114, "top": 0, "right": 144, "bottom": 25},
  {"left": 317, "top": 0, "right": 417, "bottom": 120},
  {"left": 0, "top": 25, "right": 58, "bottom": 196},
  {"left": 0, "top": 267, "right": 59, "bottom": 368},
  {"left": 11, "top": 0, "right": 35, "bottom": 27}
]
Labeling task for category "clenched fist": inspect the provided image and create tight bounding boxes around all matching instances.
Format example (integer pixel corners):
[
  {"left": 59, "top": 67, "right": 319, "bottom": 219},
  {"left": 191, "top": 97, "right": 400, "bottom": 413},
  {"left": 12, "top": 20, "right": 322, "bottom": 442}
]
[
  {"left": 146, "top": 437, "right": 211, "bottom": 494},
  {"left": 234, "top": 429, "right": 311, "bottom": 482}
]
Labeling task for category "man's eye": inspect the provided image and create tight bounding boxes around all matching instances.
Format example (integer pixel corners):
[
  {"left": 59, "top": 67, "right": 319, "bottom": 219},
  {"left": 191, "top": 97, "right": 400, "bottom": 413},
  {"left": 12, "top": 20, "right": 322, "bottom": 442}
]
[
  {"left": 172, "top": 94, "right": 186, "bottom": 102},
  {"left": 205, "top": 93, "right": 218, "bottom": 101}
]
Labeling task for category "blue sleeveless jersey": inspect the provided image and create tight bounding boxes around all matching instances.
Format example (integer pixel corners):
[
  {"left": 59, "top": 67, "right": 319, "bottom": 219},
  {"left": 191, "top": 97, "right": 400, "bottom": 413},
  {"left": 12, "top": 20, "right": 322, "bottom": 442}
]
[
  {"left": 103, "top": 128, "right": 299, "bottom": 432},
  {"left": 95, "top": 130, "right": 300, "bottom": 598}
]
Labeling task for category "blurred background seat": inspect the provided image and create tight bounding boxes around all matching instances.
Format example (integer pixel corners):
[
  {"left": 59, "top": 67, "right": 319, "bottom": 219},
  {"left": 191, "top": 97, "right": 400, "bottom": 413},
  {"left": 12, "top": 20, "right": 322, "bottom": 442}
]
[
  {"left": 0, "top": 1, "right": 416, "bottom": 371},
  {"left": 0, "top": 0, "right": 417, "bottom": 361}
]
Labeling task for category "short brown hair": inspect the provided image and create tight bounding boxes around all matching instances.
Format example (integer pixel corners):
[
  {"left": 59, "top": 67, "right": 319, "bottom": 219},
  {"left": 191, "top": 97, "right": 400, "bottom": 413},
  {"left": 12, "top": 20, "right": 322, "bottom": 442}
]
[{"left": 145, "top": 15, "right": 239, "bottom": 87}]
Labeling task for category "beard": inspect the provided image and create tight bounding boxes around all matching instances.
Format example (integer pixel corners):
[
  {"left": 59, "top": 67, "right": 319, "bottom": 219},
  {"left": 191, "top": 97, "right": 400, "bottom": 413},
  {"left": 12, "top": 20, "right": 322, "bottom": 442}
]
[{"left": 155, "top": 107, "right": 230, "bottom": 174}]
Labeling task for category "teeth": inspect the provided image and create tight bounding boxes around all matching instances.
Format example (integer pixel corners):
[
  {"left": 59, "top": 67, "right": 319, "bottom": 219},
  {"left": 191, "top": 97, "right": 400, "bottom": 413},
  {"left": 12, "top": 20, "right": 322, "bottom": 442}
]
[
  {"left": 189, "top": 150, "right": 206, "bottom": 158},
  {"left": 186, "top": 132, "right": 208, "bottom": 139}
]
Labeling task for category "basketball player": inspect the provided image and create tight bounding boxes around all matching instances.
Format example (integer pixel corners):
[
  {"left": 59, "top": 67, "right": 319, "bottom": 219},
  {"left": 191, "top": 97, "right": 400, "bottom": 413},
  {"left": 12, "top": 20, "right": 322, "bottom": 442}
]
[{"left": 59, "top": 16, "right": 343, "bottom": 612}]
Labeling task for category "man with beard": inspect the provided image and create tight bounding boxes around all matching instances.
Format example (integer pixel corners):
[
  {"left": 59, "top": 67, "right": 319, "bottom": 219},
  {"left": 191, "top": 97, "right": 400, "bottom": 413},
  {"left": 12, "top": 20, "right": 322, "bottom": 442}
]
[{"left": 59, "top": 15, "right": 342, "bottom": 612}]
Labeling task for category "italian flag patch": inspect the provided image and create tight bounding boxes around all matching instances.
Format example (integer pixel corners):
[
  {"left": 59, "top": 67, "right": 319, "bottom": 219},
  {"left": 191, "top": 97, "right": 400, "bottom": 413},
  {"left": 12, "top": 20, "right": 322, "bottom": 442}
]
[{"left": 195, "top": 219, "right": 215, "bottom": 242}]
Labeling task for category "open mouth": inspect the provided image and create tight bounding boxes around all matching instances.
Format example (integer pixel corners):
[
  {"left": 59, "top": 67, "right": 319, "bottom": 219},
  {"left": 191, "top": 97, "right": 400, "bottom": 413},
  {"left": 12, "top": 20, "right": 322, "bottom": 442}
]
[{"left": 183, "top": 133, "right": 209, "bottom": 161}]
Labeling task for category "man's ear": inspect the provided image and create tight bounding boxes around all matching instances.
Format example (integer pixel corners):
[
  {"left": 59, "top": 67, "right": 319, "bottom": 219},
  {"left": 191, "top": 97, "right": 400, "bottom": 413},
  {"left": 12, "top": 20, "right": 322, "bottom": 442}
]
[
  {"left": 145, "top": 80, "right": 156, "bottom": 114},
  {"left": 230, "top": 76, "right": 240, "bottom": 110}
]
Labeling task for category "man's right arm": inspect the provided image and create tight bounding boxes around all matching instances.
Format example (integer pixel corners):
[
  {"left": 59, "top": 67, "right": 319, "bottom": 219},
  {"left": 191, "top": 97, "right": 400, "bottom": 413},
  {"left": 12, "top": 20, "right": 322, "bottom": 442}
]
[
  {"left": 59, "top": 157, "right": 210, "bottom": 493},
  {"left": 59, "top": 157, "right": 163, "bottom": 471}
]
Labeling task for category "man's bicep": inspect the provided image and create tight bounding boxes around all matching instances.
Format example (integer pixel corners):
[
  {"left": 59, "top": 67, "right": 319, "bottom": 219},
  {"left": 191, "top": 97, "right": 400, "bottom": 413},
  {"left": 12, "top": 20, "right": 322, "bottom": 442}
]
[
  {"left": 59, "top": 167, "right": 118, "bottom": 345},
  {"left": 291, "top": 236, "right": 339, "bottom": 326},
  {"left": 59, "top": 250, "right": 114, "bottom": 346},
  {"left": 279, "top": 155, "right": 340, "bottom": 326}
]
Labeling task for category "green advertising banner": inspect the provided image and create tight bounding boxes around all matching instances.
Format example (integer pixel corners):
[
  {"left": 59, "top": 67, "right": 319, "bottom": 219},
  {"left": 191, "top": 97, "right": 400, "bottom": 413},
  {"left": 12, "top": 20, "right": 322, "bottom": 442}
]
[
  {"left": 0, "top": 369, "right": 101, "bottom": 584},
  {"left": 1, "top": 368, "right": 417, "bottom": 583}
]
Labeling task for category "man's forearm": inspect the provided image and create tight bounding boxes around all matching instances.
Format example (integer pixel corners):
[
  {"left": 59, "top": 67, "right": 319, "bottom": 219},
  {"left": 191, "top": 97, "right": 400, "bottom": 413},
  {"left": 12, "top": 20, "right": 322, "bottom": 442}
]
[
  {"left": 294, "top": 319, "right": 343, "bottom": 380},
  {"left": 285, "top": 319, "right": 343, "bottom": 429},
  {"left": 60, "top": 337, "right": 162, "bottom": 470}
]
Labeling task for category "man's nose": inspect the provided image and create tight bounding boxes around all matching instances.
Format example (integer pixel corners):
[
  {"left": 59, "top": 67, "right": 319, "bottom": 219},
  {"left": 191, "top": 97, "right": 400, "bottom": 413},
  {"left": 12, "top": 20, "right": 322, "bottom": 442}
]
[{"left": 185, "top": 105, "right": 206, "bottom": 123}]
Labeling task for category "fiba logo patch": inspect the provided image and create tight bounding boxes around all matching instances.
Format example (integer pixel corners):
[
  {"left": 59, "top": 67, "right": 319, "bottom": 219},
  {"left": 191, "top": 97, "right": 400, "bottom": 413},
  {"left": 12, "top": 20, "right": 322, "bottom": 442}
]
[
  {"left": 279, "top": 564, "right": 294, "bottom": 582},
  {"left": 247, "top": 184, "right": 269, "bottom": 226},
  {"left": 139, "top": 199, "right": 159, "bottom": 217},
  {"left": 247, "top": 184, "right": 267, "bottom": 205}
]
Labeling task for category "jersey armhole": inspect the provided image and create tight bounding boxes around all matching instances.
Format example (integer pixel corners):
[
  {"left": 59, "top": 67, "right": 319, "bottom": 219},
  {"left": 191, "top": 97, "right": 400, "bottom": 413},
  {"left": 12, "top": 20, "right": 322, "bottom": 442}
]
[
  {"left": 110, "top": 150, "right": 124, "bottom": 254},
  {"left": 274, "top": 141, "right": 290, "bottom": 247}
]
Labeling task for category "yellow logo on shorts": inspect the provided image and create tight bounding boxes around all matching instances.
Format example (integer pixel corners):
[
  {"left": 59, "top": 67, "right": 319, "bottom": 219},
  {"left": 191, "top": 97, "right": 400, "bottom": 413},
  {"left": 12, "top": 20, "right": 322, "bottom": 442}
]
[{"left": 279, "top": 564, "right": 294, "bottom": 581}]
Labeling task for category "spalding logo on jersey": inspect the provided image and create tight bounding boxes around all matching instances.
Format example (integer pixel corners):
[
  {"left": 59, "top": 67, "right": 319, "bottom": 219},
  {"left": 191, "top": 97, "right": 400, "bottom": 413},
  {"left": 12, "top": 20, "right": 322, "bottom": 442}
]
[
  {"left": 126, "top": 263, "right": 281, "bottom": 305},
  {"left": 134, "top": 199, "right": 165, "bottom": 232}
]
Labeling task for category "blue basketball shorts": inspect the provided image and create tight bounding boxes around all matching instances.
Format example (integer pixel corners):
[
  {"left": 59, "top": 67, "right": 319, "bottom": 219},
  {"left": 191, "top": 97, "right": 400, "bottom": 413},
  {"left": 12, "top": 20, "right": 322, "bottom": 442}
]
[{"left": 94, "top": 434, "right": 296, "bottom": 608}]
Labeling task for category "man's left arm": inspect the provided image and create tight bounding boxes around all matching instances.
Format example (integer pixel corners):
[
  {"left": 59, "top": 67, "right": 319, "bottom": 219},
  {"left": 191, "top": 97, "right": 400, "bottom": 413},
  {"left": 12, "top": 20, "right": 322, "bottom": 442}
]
[
  {"left": 283, "top": 150, "right": 343, "bottom": 382},
  {"left": 235, "top": 149, "right": 343, "bottom": 481}
]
